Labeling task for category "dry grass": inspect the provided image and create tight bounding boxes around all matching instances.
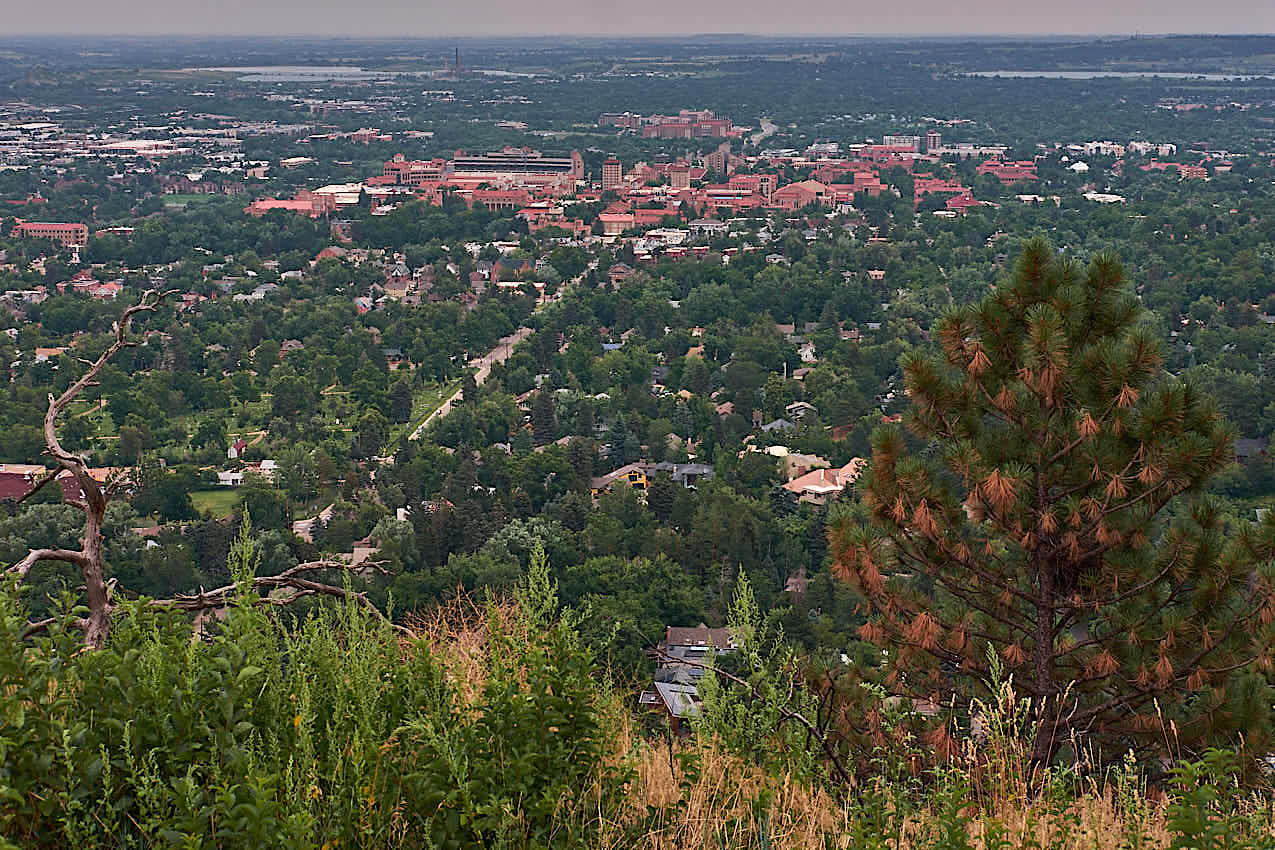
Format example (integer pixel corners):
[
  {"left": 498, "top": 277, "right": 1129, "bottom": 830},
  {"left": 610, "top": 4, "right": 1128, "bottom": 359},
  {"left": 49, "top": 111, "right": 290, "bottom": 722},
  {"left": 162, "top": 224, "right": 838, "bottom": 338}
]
[
  {"left": 399, "top": 595, "right": 1273, "bottom": 850},
  {"left": 595, "top": 739, "right": 1182, "bottom": 850},
  {"left": 404, "top": 590, "right": 505, "bottom": 703},
  {"left": 624, "top": 741, "right": 849, "bottom": 849}
]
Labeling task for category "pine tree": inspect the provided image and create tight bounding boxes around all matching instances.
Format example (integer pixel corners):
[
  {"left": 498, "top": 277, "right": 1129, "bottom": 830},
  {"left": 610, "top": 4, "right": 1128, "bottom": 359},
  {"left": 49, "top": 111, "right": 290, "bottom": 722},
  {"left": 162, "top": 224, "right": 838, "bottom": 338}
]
[
  {"left": 531, "top": 390, "right": 557, "bottom": 446},
  {"left": 605, "top": 418, "right": 629, "bottom": 465},
  {"left": 819, "top": 300, "right": 840, "bottom": 333},
  {"left": 647, "top": 472, "right": 677, "bottom": 523},
  {"left": 388, "top": 378, "right": 414, "bottom": 423},
  {"left": 830, "top": 240, "right": 1275, "bottom": 764},
  {"left": 461, "top": 373, "right": 479, "bottom": 406}
]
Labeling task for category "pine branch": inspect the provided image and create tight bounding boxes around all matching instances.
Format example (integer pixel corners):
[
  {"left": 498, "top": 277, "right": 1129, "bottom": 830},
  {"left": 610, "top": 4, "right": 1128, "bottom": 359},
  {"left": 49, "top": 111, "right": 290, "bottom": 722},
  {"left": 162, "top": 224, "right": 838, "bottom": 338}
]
[
  {"left": 1056, "top": 541, "right": 1185, "bottom": 614},
  {"left": 892, "top": 537, "right": 1035, "bottom": 637}
]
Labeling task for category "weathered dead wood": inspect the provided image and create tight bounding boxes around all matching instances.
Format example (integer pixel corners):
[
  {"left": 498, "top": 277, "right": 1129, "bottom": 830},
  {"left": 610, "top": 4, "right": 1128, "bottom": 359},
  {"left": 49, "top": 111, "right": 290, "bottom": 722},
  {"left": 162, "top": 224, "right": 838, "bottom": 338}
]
[{"left": 7, "top": 291, "right": 401, "bottom": 647}]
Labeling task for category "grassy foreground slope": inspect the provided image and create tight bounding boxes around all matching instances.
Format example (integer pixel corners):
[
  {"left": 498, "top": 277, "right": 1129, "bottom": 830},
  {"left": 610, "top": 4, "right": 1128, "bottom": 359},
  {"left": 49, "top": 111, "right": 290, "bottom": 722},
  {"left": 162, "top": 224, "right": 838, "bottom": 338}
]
[{"left": 2, "top": 531, "right": 1274, "bottom": 849}]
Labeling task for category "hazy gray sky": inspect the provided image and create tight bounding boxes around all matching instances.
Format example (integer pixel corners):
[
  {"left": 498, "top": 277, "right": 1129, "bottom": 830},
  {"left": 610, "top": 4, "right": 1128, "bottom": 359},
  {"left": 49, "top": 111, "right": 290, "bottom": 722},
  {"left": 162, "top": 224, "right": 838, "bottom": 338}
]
[{"left": 5, "top": 0, "right": 1274, "bottom": 37}]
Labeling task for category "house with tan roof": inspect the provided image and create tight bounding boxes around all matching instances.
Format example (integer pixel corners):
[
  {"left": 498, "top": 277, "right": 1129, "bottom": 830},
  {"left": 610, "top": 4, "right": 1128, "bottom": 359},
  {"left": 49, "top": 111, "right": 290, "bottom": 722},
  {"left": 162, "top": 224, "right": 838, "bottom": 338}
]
[{"left": 781, "top": 458, "right": 866, "bottom": 504}]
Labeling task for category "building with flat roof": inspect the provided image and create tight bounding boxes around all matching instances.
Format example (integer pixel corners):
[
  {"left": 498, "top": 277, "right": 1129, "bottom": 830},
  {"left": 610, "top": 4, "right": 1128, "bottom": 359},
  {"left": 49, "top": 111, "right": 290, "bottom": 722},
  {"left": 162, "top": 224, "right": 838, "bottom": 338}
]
[
  {"left": 602, "top": 157, "right": 623, "bottom": 190},
  {"left": 12, "top": 221, "right": 87, "bottom": 246},
  {"left": 382, "top": 154, "right": 451, "bottom": 186},
  {"left": 599, "top": 112, "right": 641, "bottom": 130},
  {"left": 882, "top": 135, "right": 921, "bottom": 152},
  {"left": 452, "top": 147, "right": 583, "bottom": 180}
]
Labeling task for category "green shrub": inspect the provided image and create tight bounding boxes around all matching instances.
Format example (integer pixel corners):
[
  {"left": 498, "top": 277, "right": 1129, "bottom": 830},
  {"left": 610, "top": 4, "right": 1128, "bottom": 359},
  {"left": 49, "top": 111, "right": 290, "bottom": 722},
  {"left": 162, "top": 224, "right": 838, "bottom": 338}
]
[{"left": 0, "top": 533, "right": 625, "bottom": 848}]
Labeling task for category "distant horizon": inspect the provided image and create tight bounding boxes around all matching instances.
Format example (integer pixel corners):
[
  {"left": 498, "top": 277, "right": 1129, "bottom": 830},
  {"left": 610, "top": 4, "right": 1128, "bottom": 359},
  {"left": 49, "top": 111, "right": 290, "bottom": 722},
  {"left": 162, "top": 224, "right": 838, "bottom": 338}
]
[
  {"left": 4, "top": 31, "right": 1275, "bottom": 40},
  {"left": 4, "top": 0, "right": 1275, "bottom": 41}
]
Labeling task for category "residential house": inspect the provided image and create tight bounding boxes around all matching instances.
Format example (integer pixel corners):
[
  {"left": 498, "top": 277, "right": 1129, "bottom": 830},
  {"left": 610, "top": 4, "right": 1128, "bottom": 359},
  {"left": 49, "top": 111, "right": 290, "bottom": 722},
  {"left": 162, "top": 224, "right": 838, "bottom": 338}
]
[
  {"left": 760, "top": 418, "right": 795, "bottom": 434},
  {"left": 0, "top": 463, "right": 47, "bottom": 501},
  {"left": 608, "top": 263, "right": 636, "bottom": 286},
  {"left": 781, "top": 451, "right": 830, "bottom": 481},
  {"left": 639, "top": 681, "right": 701, "bottom": 734},
  {"left": 785, "top": 401, "right": 817, "bottom": 421},
  {"left": 784, "top": 568, "right": 810, "bottom": 597},
  {"left": 590, "top": 461, "right": 714, "bottom": 497},
  {"left": 652, "top": 462, "right": 714, "bottom": 488},
  {"left": 591, "top": 462, "right": 650, "bottom": 497},
  {"left": 640, "top": 624, "right": 737, "bottom": 734},
  {"left": 781, "top": 458, "right": 867, "bottom": 505}
]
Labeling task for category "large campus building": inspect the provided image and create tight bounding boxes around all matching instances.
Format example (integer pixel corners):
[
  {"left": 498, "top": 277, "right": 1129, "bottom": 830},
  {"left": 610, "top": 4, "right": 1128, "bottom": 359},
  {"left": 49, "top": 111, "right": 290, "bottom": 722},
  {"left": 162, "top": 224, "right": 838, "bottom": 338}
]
[
  {"left": 602, "top": 157, "right": 623, "bottom": 190},
  {"left": 11, "top": 221, "right": 88, "bottom": 246},
  {"left": 451, "top": 147, "right": 584, "bottom": 180}
]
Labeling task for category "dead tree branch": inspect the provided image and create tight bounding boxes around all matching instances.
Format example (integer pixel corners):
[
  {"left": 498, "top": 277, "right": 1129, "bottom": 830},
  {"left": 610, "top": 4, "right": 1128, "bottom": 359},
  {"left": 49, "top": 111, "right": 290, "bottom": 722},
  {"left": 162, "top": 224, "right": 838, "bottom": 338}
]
[
  {"left": 147, "top": 560, "right": 410, "bottom": 636},
  {"left": 6, "top": 290, "right": 173, "bottom": 647}
]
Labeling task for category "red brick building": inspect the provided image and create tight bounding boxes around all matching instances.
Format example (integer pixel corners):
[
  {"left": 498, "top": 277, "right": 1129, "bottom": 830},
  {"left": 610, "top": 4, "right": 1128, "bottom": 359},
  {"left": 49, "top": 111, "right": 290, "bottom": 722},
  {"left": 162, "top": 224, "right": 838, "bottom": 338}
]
[
  {"left": 976, "top": 160, "right": 1038, "bottom": 184},
  {"left": 602, "top": 157, "right": 623, "bottom": 190},
  {"left": 12, "top": 221, "right": 88, "bottom": 246}
]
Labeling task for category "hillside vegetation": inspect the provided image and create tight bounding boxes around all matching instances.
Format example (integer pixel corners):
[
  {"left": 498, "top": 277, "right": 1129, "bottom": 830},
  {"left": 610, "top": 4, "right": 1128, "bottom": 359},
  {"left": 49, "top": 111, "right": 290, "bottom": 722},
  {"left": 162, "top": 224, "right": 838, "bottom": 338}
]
[{"left": 3, "top": 527, "right": 1275, "bottom": 848}]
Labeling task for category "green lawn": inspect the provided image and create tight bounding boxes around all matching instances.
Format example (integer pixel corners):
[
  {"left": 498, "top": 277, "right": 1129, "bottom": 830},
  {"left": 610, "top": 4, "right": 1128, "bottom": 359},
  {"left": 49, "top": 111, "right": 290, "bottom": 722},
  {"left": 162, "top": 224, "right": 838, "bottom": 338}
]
[
  {"left": 191, "top": 488, "right": 240, "bottom": 518},
  {"left": 162, "top": 193, "right": 221, "bottom": 205}
]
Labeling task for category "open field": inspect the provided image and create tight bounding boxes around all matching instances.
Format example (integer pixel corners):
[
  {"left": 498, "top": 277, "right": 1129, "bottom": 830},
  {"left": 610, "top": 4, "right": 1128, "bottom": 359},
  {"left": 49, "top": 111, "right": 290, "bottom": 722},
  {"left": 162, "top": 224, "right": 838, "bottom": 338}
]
[{"left": 191, "top": 488, "right": 239, "bottom": 518}]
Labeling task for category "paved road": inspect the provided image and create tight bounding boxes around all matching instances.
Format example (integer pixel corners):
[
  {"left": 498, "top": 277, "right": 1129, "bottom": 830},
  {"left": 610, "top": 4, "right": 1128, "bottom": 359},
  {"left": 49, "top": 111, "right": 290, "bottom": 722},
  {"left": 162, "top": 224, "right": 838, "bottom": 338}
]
[
  {"left": 291, "top": 503, "right": 334, "bottom": 542},
  {"left": 750, "top": 118, "right": 778, "bottom": 146},
  {"left": 409, "top": 326, "right": 531, "bottom": 439},
  {"left": 407, "top": 267, "right": 589, "bottom": 441}
]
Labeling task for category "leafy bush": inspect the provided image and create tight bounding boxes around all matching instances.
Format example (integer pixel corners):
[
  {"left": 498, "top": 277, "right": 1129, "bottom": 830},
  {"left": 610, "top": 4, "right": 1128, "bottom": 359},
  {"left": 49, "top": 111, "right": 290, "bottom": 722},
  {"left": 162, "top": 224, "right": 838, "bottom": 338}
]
[{"left": 0, "top": 531, "right": 627, "bottom": 849}]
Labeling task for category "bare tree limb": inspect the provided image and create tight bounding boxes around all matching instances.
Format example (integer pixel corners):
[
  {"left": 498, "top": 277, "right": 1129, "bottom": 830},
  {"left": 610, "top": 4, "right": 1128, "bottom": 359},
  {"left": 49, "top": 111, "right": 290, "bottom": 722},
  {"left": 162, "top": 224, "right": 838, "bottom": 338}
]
[
  {"left": 21, "top": 616, "right": 70, "bottom": 641},
  {"left": 13, "top": 469, "right": 60, "bottom": 506},
  {"left": 10, "top": 290, "right": 174, "bottom": 648},
  {"left": 147, "top": 560, "right": 410, "bottom": 636},
  {"left": 8, "top": 547, "right": 89, "bottom": 579}
]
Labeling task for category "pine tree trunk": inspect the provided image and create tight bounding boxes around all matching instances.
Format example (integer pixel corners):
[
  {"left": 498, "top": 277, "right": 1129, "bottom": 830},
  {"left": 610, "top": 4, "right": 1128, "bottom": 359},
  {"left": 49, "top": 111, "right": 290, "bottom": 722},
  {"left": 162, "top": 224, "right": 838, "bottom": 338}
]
[{"left": 1031, "top": 559, "right": 1059, "bottom": 766}]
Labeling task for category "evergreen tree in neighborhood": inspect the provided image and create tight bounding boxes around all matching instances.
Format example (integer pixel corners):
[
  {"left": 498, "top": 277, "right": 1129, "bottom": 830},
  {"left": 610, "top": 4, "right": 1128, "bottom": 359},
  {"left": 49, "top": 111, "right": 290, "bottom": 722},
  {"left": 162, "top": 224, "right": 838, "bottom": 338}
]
[
  {"left": 461, "top": 373, "right": 479, "bottom": 406},
  {"left": 531, "top": 389, "right": 558, "bottom": 445},
  {"left": 389, "top": 378, "right": 414, "bottom": 423},
  {"left": 830, "top": 240, "right": 1275, "bottom": 764},
  {"left": 647, "top": 472, "right": 677, "bottom": 523},
  {"left": 606, "top": 418, "right": 629, "bottom": 465}
]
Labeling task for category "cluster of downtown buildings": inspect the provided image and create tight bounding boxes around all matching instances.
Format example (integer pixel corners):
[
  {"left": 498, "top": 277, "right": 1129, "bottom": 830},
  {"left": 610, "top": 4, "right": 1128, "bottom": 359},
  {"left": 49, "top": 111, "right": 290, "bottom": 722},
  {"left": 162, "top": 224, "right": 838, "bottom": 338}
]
[{"left": 2, "top": 96, "right": 1211, "bottom": 260}]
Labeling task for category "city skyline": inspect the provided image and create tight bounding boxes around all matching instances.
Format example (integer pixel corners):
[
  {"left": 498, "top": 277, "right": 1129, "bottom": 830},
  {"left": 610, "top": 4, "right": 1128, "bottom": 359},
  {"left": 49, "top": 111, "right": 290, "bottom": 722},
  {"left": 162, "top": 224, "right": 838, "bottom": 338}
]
[{"left": 4, "top": 0, "right": 1275, "bottom": 38}]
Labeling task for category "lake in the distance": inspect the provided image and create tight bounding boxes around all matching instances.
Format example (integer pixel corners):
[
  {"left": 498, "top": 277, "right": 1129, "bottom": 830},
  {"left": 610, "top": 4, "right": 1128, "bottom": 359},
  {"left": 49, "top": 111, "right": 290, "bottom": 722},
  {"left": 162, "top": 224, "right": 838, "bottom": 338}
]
[
  {"left": 188, "top": 65, "right": 532, "bottom": 82},
  {"left": 191, "top": 66, "right": 412, "bottom": 81},
  {"left": 969, "top": 70, "right": 1274, "bottom": 81}
]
